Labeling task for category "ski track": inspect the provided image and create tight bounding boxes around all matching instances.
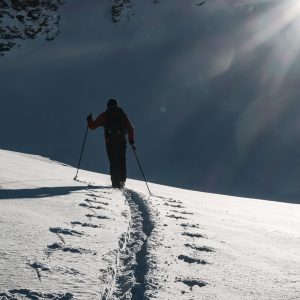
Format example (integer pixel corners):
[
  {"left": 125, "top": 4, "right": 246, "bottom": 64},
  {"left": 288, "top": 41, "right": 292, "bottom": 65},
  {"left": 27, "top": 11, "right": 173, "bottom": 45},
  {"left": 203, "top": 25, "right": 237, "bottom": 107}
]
[{"left": 101, "top": 189, "right": 156, "bottom": 300}]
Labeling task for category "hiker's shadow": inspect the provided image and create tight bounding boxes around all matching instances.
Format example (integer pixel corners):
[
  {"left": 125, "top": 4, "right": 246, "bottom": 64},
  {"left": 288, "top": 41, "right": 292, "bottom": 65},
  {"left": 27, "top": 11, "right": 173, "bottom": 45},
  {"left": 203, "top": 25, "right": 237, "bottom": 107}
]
[{"left": 0, "top": 185, "right": 108, "bottom": 200}]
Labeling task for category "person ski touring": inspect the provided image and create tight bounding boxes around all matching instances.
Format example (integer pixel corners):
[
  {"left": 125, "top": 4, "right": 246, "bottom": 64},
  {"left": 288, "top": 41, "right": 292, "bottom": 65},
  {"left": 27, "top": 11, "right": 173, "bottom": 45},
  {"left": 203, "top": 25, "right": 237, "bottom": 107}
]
[{"left": 87, "top": 99, "right": 135, "bottom": 188}]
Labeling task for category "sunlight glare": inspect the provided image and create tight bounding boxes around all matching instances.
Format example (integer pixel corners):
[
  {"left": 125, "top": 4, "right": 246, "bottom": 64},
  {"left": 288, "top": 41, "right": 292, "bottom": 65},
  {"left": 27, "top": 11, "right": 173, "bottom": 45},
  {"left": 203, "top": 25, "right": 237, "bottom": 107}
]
[{"left": 241, "top": 0, "right": 300, "bottom": 56}]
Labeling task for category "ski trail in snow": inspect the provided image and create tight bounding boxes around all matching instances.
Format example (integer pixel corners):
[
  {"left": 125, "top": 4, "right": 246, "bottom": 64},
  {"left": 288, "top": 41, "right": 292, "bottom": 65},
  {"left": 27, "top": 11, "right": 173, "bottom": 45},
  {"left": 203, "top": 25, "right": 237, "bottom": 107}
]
[
  {"left": 101, "top": 189, "right": 155, "bottom": 300},
  {"left": 126, "top": 190, "right": 154, "bottom": 300}
]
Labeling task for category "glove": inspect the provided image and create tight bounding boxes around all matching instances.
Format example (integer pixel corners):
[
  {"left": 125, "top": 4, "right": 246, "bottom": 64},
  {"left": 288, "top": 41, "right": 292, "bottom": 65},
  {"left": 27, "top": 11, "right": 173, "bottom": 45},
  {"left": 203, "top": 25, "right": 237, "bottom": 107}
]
[
  {"left": 129, "top": 139, "right": 135, "bottom": 146},
  {"left": 86, "top": 113, "right": 92, "bottom": 121}
]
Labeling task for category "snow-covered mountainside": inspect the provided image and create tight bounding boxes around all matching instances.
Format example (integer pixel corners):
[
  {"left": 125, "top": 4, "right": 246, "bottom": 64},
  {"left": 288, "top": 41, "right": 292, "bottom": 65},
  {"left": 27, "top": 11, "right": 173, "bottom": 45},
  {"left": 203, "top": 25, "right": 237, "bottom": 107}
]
[{"left": 0, "top": 149, "right": 299, "bottom": 299}]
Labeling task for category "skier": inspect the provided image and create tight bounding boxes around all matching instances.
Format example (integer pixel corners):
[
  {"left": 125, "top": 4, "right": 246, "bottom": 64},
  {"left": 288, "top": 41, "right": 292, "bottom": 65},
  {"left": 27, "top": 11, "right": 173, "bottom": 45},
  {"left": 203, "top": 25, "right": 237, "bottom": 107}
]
[{"left": 87, "top": 99, "right": 135, "bottom": 188}]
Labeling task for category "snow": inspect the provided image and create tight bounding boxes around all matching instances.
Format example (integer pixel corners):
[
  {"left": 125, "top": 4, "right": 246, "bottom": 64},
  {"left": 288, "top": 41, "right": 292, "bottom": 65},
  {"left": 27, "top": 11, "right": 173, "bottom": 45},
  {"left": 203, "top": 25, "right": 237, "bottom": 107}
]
[{"left": 0, "top": 149, "right": 299, "bottom": 299}]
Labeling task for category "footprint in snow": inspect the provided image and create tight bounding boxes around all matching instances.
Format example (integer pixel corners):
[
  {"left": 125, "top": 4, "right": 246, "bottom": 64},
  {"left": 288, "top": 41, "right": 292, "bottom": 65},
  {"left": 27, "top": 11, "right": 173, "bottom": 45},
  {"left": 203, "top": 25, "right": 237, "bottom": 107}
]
[
  {"left": 184, "top": 244, "right": 214, "bottom": 252},
  {"left": 49, "top": 227, "right": 83, "bottom": 244},
  {"left": 46, "top": 242, "right": 96, "bottom": 255},
  {"left": 170, "top": 209, "right": 193, "bottom": 215},
  {"left": 155, "top": 195, "right": 183, "bottom": 203},
  {"left": 182, "top": 232, "right": 206, "bottom": 238},
  {"left": 178, "top": 254, "right": 208, "bottom": 265},
  {"left": 86, "top": 193, "right": 99, "bottom": 199},
  {"left": 176, "top": 278, "right": 207, "bottom": 290},
  {"left": 86, "top": 192, "right": 97, "bottom": 196},
  {"left": 85, "top": 198, "right": 109, "bottom": 206},
  {"left": 27, "top": 261, "right": 50, "bottom": 282},
  {"left": 79, "top": 203, "right": 107, "bottom": 211},
  {"left": 166, "top": 214, "right": 188, "bottom": 220},
  {"left": 164, "top": 202, "right": 185, "bottom": 208},
  {"left": 167, "top": 199, "right": 183, "bottom": 204},
  {"left": 70, "top": 221, "right": 103, "bottom": 228},
  {"left": 49, "top": 227, "right": 83, "bottom": 236},
  {"left": 180, "top": 223, "right": 201, "bottom": 229},
  {"left": 85, "top": 213, "right": 110, "bottom": 220},
  {"left": 87, "top": 192, "right": 111, "bottom": 199}
]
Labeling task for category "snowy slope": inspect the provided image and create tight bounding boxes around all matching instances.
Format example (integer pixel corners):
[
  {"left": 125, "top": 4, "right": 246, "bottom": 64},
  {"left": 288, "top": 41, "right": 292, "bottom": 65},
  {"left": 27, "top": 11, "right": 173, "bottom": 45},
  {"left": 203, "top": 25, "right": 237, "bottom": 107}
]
[{"left": 0, "top": 149, "right": 299, "bottom": 299}]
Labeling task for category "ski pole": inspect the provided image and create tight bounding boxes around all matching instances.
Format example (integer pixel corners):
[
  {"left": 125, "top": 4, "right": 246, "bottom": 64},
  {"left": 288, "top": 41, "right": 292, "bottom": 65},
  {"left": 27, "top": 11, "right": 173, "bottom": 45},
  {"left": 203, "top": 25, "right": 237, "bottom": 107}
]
[
  {"left": 131, "top": 145, "right": 152, "bottom": 195},
  {"left": 74, "top": 125, "right": 89, "bottom": 180}
]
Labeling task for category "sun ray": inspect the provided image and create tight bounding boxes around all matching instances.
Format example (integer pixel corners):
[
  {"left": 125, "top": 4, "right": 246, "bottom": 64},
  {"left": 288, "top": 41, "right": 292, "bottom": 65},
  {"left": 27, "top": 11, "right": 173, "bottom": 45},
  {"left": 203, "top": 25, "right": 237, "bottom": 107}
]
[{"left": 240, "top": 0, "right": 300, "bottom": 56}]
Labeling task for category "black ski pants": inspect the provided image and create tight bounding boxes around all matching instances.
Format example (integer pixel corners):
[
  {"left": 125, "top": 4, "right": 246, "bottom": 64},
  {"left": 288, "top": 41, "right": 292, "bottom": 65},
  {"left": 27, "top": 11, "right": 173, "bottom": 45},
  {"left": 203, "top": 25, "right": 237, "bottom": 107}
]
[{"left": 106, "top": 139, "right": 126, "bottom": 186}]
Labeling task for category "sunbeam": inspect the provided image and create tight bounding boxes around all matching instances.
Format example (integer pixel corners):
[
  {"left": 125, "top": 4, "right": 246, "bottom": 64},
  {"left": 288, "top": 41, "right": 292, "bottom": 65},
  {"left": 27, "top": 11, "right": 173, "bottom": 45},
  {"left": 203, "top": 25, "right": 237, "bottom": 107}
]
[{"left": 241, "top": 0, "right": 300, "bottom": 62}]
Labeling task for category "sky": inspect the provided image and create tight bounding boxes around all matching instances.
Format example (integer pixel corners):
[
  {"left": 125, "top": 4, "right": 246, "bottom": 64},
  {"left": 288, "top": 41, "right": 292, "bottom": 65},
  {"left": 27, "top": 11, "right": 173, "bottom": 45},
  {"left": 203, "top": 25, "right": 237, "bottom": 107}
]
[{"left": 1, "top": 0, "right": 300, "bottom": 203}]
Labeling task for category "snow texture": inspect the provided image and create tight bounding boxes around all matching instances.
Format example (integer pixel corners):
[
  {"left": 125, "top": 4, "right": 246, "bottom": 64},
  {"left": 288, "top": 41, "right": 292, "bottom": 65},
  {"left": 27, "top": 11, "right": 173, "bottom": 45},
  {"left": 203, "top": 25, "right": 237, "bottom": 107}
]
[{"left": 0, "top": 149, "right": 299, "bottom": 299}]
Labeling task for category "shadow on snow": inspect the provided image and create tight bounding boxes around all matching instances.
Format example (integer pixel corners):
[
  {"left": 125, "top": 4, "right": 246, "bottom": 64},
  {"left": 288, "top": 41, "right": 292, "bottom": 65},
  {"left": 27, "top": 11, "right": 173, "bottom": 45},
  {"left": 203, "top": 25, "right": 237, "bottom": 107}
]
[{"left": 0, "top": 185, "right": 108, "bottom": 200}]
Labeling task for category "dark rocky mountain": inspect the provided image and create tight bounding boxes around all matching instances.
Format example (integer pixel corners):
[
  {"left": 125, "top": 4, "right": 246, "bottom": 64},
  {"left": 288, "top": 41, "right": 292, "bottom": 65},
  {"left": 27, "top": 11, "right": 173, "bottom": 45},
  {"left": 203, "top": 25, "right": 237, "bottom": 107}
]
[
  {"left": 0, "top": 0, "right": 164, "bottom": 55},
  {"left": 0, "top": 0, "right": 65, "bottom": 55},
  {"left": 111, "top": 0, "right": 160, "bottom": 23}
]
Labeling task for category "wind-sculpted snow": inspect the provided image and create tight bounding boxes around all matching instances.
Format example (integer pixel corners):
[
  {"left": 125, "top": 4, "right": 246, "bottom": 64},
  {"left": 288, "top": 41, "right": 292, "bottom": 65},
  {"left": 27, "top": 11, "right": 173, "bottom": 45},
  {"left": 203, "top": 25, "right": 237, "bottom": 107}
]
[{"left": 0, "top": 0, "right": 64, "bottom": 55}]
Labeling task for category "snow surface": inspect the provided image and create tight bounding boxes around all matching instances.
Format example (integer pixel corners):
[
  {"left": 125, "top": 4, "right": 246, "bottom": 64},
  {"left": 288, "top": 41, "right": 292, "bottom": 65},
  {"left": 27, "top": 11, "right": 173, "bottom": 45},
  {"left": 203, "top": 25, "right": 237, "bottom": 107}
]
[{"left": 0, "top": 149, "right": 299, "bottom": 299}]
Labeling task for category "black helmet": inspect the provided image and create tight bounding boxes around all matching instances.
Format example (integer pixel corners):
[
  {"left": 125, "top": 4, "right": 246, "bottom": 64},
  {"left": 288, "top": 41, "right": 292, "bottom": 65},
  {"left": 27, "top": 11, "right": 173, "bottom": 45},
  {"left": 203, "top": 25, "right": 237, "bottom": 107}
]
[{"left": 107, "top": 98, "right": 118, "bottom": 108}]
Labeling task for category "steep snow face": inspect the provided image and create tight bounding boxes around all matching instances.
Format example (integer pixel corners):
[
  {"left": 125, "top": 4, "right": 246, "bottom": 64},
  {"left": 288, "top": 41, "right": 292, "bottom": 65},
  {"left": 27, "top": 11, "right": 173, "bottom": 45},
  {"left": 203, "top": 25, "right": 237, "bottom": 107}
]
[{"left": 0, "top": 149, "right": 300, "bottom": 299}]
